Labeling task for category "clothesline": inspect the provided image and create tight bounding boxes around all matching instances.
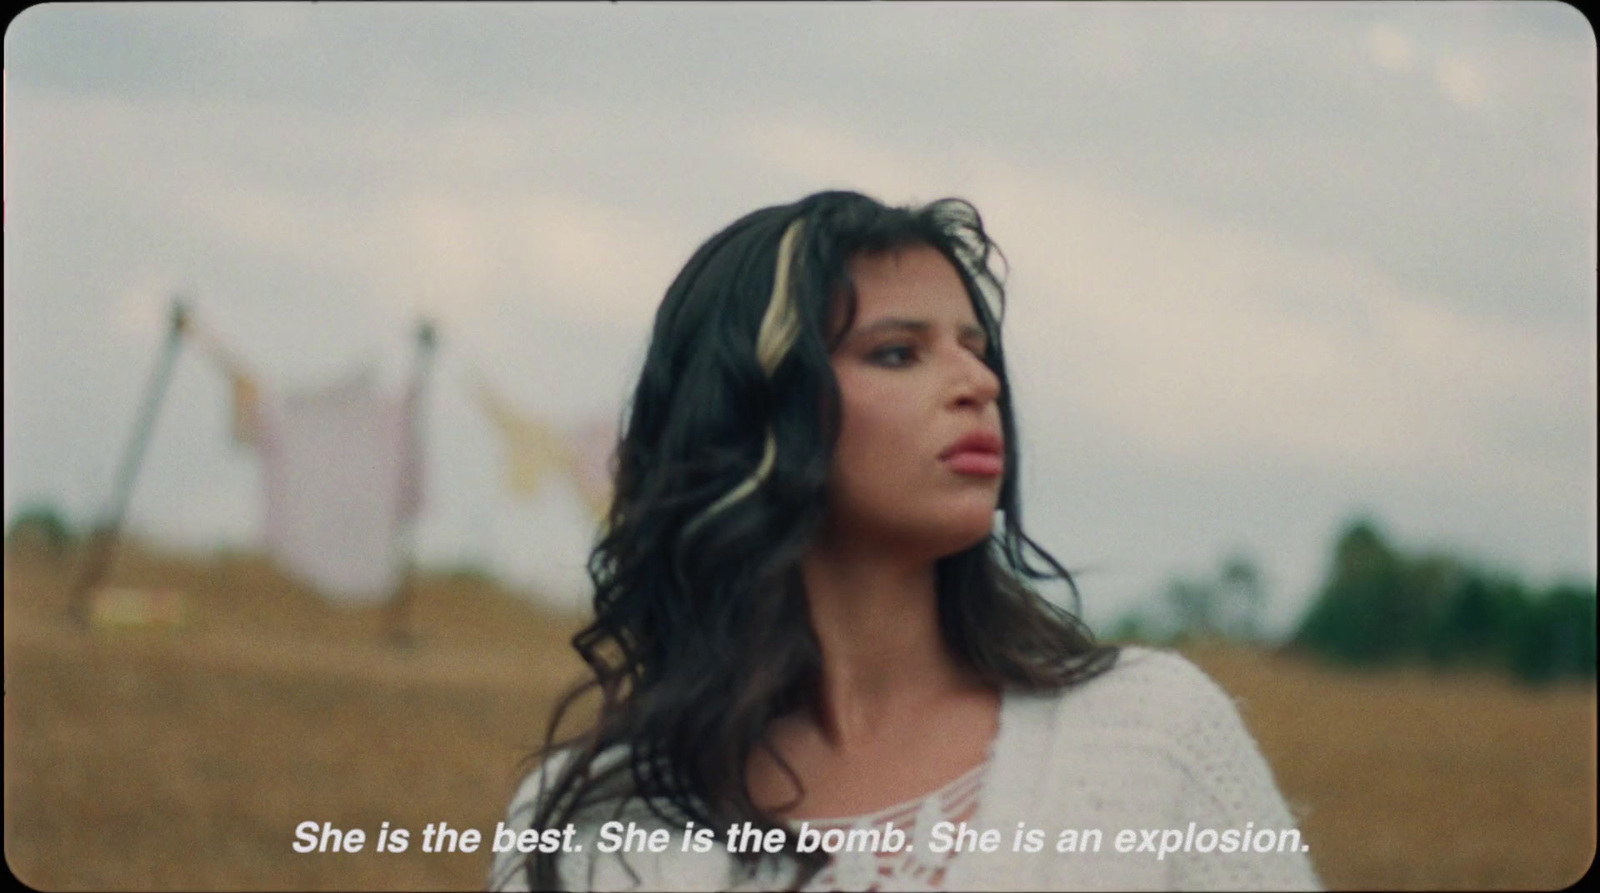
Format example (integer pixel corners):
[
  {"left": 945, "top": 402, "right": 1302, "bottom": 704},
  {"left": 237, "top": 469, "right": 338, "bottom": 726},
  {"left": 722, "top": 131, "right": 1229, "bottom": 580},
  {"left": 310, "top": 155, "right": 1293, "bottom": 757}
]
[{"left": 174, "top": 308, "right": 616, "bottom": 605}]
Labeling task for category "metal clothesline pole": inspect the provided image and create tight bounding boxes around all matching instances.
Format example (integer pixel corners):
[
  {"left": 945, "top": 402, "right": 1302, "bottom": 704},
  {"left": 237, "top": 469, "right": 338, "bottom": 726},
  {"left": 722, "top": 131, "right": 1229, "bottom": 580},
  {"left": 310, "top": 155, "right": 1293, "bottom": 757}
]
[
  {"left": 384, "top": 318, "right": 437, "bottom": 647},
  {"left": 68, "top": 297, "right": 189, "bottom": 626}
]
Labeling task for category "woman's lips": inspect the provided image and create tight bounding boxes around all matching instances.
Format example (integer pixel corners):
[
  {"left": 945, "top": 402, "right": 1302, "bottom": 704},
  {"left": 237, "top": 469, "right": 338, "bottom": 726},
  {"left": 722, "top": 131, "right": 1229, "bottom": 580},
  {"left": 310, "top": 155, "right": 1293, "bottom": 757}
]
[{"left": 943, "top": 450, "right": 1004, "bottom": 476}]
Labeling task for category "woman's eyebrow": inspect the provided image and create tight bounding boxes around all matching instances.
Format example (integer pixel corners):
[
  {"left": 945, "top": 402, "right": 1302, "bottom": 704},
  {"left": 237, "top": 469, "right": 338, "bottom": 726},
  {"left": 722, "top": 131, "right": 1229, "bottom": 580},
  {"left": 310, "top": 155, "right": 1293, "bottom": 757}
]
[
  {"left": 849, "top": 318, "right": 988, "bottom": 344},
  {"left": 853, "top": 318, "right": 930, "bottom": 338}
]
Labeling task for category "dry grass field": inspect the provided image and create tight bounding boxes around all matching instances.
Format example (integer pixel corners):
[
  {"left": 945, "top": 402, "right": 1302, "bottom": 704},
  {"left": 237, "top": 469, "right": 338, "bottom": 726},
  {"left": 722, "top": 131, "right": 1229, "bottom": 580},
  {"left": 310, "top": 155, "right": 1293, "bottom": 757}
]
[{"left": 4, "top": 539, "right": 1594, "bottom": 890}]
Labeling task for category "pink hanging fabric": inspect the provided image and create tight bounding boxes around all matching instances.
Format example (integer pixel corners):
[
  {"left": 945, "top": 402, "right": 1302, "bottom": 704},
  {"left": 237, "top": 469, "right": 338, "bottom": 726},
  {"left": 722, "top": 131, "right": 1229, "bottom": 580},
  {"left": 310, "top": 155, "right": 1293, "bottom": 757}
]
[{"left": 257, "top": 369, "right": 421, "bottom": 602}]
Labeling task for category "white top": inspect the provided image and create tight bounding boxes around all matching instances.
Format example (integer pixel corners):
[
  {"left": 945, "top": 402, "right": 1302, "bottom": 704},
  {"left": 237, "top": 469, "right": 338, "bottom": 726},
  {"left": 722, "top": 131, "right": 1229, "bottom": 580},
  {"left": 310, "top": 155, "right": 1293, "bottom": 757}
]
[
  {"left": 796, "top": 752, "right": 990, "bottom": 891},
  {"left": 488, "top": 646, "right": 1322, "bottom": 891}
]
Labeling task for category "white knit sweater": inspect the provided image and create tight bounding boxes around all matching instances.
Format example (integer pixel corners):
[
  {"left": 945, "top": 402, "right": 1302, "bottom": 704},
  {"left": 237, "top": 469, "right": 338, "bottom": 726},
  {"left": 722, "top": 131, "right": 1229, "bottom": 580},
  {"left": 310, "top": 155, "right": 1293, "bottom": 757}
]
[{"left": 489, "top": 647, "right": 1322, "bottom": 891}]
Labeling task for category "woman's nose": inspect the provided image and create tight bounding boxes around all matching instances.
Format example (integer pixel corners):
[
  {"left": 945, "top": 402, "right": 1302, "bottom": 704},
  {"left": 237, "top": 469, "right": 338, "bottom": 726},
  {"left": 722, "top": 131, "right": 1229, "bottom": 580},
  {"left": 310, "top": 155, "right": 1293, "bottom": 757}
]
[{"left": 949, "top": 347, "right": 1001, "bottom": 409}]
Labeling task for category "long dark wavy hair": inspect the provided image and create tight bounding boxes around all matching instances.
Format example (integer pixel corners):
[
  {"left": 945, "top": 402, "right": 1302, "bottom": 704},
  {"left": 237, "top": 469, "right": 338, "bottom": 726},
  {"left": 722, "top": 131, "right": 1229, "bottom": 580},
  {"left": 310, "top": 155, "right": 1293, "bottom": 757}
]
[{"left": 516, "top": 190, "right": 1118, "bottom": 890}]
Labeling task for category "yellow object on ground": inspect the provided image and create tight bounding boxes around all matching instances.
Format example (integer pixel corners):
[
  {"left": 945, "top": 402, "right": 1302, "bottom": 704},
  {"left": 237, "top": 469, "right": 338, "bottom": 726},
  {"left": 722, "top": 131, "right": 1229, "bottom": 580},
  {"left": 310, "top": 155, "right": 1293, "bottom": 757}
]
[{"left": 88, "top": 586, "right": 188, "bottom": 629}]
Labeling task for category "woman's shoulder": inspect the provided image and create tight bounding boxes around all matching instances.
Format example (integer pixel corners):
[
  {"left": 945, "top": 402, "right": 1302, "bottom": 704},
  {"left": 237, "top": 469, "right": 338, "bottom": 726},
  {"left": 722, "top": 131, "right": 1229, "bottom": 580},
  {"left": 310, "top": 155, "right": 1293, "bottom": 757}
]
[
  {"left": 1014, "top": 646, "right": 1309, "bottom": 831},
  {"left": 502, "top": 744, "right": 644, "bottom": 827},
  {"left": 1043, "top": 649, "right": 1321, "bottom": 890},
  {"left": 1041, "top": 644, "right": 1236, "bottom": 708},
  {"left": 1007, "top": 645, "right": 1254, "bottom": 755},
  {"left": 503, "top": 747, "right": 581, "bottom": 825},
  {"left": 494, "top": 746, "right": 744, "bottom": 892}
]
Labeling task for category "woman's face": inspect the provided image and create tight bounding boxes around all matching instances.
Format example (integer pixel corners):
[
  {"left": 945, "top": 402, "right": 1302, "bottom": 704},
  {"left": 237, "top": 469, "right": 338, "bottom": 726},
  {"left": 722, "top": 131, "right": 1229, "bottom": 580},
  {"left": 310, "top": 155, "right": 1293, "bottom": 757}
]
[{"left": 825, "top": 244, "right": 1004, "bottom": 558}]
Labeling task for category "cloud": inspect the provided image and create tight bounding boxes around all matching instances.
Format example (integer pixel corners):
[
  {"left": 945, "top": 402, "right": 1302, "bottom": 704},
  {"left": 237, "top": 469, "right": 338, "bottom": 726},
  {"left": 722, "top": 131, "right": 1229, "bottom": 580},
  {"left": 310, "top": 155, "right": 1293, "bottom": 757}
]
[
  {"left": 10, "top": 88, "right": 693, "bottom": 336},
  {"left": 230, "top": 3, "right": 314, "bottom": 42},
  {"left": 179, "top": 177, "right": 689, "bottom": 337},
  {"left": 719, "top": 112, "right": 1592, "bottom": 514},
  {"left": 732, "top": 113, "right": 960, "bottom": 201},
  {"left": 1365, "top": 19, "right": 1494, "bottom": 113},
  {"left": 5, "top": 5, "right": 1591, "bottom": 598},
  {"left": 15, "top": 63, "right": 1589, "bottom": 478},
  {"left": 918, "top": 142, "right": 1591, "bottom": 506},
  {"left": 1435, "top": 56, "right": 1489, "bottom": 109},
  {"left": 1367, "top": 23, "right": 1416, "bottom": 73},
  {"left": 109, "top": 272, "right": 184, "bottom": 340}
]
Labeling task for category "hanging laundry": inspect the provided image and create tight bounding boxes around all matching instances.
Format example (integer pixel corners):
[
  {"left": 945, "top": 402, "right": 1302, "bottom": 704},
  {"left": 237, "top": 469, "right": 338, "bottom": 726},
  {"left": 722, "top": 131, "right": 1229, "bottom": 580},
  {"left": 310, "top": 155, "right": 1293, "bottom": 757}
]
[
  {"left": 474, "top": 378, "right": 573, "bottom": 499},
  {"left": 258, "top": 368, "right": 421, "bottom": 602},
  {"left": 567, "top": 416, "right": 617, "bottom": 520},
  {"left": 228, "top": 368, "right": 263, "bottom": 449},
  {"left": 473, "top": 376, "right": 618, "bottom": 521},
  {"left": 397, "top": 375, "right": 424, "bottom": 524},
  {"left": 180, "top": 313, "right": 263, "bottom": 450}
]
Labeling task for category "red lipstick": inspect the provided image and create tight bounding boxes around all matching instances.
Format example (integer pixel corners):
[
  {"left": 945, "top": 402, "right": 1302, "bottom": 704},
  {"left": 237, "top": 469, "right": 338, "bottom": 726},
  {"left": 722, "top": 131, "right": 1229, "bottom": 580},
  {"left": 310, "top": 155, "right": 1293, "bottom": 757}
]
[{"left": 940, "top": 430, "right": 1004, "bottom": 477}]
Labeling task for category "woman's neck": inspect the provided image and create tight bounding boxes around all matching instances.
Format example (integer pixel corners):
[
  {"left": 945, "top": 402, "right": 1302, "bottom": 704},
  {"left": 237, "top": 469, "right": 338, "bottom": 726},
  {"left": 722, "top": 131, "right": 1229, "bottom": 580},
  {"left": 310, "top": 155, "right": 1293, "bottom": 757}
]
[{"left": 798, "top": 541, "right": 981, "bottom": 750}]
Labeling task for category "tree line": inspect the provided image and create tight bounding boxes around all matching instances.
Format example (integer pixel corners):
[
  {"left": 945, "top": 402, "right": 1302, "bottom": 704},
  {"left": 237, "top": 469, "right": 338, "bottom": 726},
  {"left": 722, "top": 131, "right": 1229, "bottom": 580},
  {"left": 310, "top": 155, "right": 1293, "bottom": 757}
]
[
  {"left": 1110, "top": 517, "right": 1595, "bottom": 685},
  {"left": 1290, "top": 518, "right": 1595, "bottom": 684}
]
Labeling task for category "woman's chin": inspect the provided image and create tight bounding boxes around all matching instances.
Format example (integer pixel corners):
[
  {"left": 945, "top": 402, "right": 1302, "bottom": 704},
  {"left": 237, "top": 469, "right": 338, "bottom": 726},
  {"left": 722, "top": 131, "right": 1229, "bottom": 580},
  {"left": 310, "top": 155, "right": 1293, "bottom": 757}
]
[
  {"left": 826, "top": 497, "right": 999, "bottom": 558},
  {"left": 921, "top": 509, "right": 1000, "bottom": 558}
]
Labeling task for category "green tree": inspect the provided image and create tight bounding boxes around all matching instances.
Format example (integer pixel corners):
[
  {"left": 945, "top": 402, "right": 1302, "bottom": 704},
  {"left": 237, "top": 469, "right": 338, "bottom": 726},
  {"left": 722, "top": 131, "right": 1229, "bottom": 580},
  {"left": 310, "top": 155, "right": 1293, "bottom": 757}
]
[
  {"left": 1509, "top": 583, "right": 1598, "bottom": 684},
  {"left": 5, "top": 501, "right": 75, "bottom": 552},
  {"left": 1164, "top": 578, "right": 1220, "bottom": 642},
  {"left": 1424, "top": 571, "right": 1515, "bottom": 668},
  {"left": 1293, "top": 515, "right": 1596, "bottom": 683},
  {"left": 1292, "top": 518, "right": 1414, "bottom": 664},
  {"left": 1217, "top": 553, "right": 1267, "bottom": 642}
]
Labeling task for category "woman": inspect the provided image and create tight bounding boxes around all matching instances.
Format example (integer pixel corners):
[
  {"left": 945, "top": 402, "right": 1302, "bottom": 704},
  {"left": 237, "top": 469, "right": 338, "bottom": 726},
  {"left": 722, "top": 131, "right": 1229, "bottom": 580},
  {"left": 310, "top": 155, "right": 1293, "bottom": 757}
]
[{"left": 490, "top": 191, "right": 1319, "bottom": 891}]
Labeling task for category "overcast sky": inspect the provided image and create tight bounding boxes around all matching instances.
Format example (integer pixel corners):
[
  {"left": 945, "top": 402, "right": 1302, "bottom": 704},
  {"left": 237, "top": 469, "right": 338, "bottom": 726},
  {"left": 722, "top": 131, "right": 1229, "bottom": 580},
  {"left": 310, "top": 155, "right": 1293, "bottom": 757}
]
[{"left": 4, "top": 2, "right": 1595, "bottom": 635}]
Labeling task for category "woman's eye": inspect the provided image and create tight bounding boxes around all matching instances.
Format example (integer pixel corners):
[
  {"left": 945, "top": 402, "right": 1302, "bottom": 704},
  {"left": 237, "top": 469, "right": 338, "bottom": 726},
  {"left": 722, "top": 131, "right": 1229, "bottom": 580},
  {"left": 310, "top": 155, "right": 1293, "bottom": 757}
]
[{"left": 870, "top": 345, "right": 917, "bottom": 366}]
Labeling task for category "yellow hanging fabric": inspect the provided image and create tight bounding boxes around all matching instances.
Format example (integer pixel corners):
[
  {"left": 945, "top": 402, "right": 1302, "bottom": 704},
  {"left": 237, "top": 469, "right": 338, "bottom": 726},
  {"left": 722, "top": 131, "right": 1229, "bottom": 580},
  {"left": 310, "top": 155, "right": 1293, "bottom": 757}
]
[
  {"left": 474, "top": 378, "right": 573, "bottom": 499},
  {"left": 181, "top": 312, "right": 263, "bottom": 450}
]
